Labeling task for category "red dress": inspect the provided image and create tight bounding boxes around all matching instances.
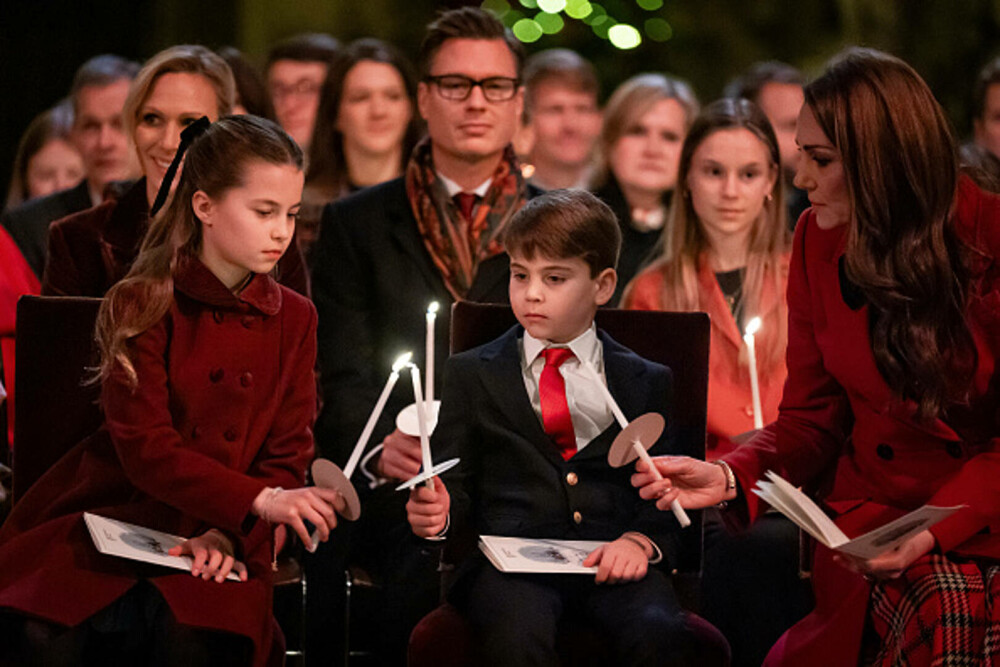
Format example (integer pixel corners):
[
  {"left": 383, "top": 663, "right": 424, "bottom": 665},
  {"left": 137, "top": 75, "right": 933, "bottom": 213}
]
[
  {"left": 724, "top": 175, "right": 1000, "bottom": 665},
  {"left": 0, "top": 226, "right": 40, "bottom": 446},
  {"left": 0, "top": 256, "right": 317, "bottom": 666}
]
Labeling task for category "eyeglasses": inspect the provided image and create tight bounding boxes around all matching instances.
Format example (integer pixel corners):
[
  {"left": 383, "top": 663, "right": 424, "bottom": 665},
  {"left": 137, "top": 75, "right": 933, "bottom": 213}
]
[{"left": 424, "top": 75, "right": 520, "bottom": 102}]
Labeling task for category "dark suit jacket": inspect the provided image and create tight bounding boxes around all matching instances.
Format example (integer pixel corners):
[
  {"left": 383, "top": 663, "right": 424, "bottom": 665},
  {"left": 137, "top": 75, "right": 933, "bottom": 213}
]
[
  {"left": 1, "top": 180, "right": 91, "bottom": 278},
  {"left": 42, "top": 178, "right": 310, "bottom": 299},
  {"left": 437, "top": 325, "right": 681, "bottom": 575},
  {"left": 311, "top": 177, "right": 519, "bottom": 464}
]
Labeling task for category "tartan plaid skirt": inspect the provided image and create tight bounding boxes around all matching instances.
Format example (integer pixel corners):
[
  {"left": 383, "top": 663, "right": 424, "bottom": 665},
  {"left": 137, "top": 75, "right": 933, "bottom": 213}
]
[{"left": 866, "top": 554, "right": 1000, "bottom": 666}]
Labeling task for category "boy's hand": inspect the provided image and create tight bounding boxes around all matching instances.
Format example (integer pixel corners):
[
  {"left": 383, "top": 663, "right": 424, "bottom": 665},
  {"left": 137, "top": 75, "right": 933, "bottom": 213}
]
[
  {"left": 583, "top": 537, "right": 649, "bottom": 584},
  {"left": 378, "top": 428, "right": 423, "bottom": 480},
  {"left": 406, "top": 478, "right": 450, "bottom": 538},
  {"left": 168, "top": 528, "right": 248, "bottom": 583}
]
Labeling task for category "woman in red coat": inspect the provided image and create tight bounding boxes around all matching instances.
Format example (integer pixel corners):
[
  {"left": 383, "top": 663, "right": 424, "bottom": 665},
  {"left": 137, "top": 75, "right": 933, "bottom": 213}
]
[
  {"left": 0, "top": 115, "right": 342, "bottom": 666},
  {"left": 635, "top": 48, "right": 1000, "bottom": 666}
]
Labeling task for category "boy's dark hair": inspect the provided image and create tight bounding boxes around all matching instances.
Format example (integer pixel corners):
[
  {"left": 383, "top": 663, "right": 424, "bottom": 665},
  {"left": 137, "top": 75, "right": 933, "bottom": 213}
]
[
  {"left": 267, "top": 33, "right": 340, "bottom": 67},
  {"left": 504, "top": 189, "right": 620, "bottom": 277},
  {"left": 418, "top": 7, "right": 525, "bottom": 79},
  {"left": 723, "top": 60, "right": 804, "bottom": 104},
  {"left": 973, "top": 56, "right": 1000, "bottom": 121}
]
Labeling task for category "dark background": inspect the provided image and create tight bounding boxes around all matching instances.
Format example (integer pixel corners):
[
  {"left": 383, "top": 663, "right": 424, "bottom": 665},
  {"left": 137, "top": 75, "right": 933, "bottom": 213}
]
[{"left": 3, "top": 0, "right": 999, "bottom": 211}]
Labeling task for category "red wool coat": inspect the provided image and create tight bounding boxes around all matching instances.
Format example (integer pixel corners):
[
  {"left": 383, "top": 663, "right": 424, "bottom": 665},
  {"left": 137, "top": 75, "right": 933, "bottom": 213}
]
[
  {"left": 0, "top": 256, "right": 317, "bottom": 666},
  {"left": 725, "top": 175, "right": 1000, "bottom": 666},
  {"left": 624, "top": 253, "right": 789, "bottom": 458}
]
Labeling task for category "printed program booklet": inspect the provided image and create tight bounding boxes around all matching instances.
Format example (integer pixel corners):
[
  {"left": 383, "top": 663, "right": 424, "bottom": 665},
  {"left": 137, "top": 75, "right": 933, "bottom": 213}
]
[
  {"left": 83, "top": 512, "right": 243, "bottom": 582},
  {"left": 753, "top": 471, "right": 963, "bottom": 560},
  {"left": 479, "top": 535, "right": 606, "bottom": 574}
]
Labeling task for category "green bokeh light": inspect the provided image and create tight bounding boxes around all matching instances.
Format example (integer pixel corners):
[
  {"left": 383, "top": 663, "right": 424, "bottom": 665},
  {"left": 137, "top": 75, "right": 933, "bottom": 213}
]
[
  {"left": 537, "top": 0, "right": 567, "bottom": 12},
  {"left": 636, "top": 0, "right": 664, "bottom": 10},
  {"left": 481, "top": 0, "right": 512, "bottom": 15},
  {"left": 644, "top": 17, "right": 673, "bottom": 41},
  {"left": 591, "top": 15, "right": 615, "bottom": 38},
  {"left": 535, "top": 11, "right": 565, "bottom": 33},
  {"left": 513, "top": 18, "right": 544, "bottom": 42},
  {"left": 583, "top": 3, "right": 607, "bottom": 24},
  {"left": 564, "top": 0, "right": 592, "bottom": 19},
  {"left": 608, "top": 23, "right": 641, "bottom": 49},
  {"left": 519, "top": 0, "right": 538, "bottom": 8}
]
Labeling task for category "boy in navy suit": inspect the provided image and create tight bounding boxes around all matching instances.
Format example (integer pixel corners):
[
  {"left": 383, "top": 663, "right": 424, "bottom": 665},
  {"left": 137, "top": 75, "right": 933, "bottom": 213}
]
[{"left": 407, "top": 189, "right": 688, "bottom": 665}]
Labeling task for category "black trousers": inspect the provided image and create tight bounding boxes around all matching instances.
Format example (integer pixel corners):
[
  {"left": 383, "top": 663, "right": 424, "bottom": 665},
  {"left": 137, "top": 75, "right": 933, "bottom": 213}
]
[
  {"left": 0, "top": 580, "right": 251, "bottom": 667},
  {"left": 456, "top": 562, "right": 686, "bottom": 667}
]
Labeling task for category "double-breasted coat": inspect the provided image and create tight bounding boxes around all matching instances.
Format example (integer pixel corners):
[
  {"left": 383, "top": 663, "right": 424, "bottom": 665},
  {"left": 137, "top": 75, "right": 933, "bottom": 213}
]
[
  {"left": 0, "top": 256, "right": 318, "bottom": 666},
  {"left": 724, "top": 175, "right": 1000, "bottom": 665},
  {"left": 624, "top": 253, "right": 790, "bottom": 458}
]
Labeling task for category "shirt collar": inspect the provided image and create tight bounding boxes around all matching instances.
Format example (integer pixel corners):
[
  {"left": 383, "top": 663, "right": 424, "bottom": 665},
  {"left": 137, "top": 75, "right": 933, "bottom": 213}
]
[
  {"left": 522, "top": 322, "right": 600, "bottom": 368},
  {"left": 437, "top": 171, "right": 492, "bottom": 198}
]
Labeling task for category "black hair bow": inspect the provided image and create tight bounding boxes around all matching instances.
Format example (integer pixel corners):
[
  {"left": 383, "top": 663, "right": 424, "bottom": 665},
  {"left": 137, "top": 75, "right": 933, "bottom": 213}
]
[{"left": 149, "top": 115, "right": 212, "bottom": 217}]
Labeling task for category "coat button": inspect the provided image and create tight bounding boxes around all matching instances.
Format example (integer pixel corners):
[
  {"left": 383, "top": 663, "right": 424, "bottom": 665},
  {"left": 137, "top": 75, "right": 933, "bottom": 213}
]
[
  {"left": 572, "top": 511, "right": 582, "bottom": 524},
  {"left": 876, "top": 443, "right": 894, "bottom": 461},
  {"left": 209, "top": 368, "right": 224, "bottom": 383},
  {"left": 224, "top": 428, "right": 238, "bottom": 442},
  {"left": 240, "top": 372, "right": 253, "bottom": 387},
  {"left": 744, "top": 405, "right": 754, "bottom": 417},
  {"left": 241, "top": 316, "right": 255, "bottom": 329},
  {"left": 213, "top": 310, "right": 224, "bottom": 323},
  {"left": 946, "top": 442, "right": 963, "bottom": 459},
  {"left": 566, "top": 472, "right": 578, "bottom": 486}
]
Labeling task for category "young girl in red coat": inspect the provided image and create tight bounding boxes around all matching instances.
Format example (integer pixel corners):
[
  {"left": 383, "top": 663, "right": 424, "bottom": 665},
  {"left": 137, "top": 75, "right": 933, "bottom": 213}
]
[{"left": 0, "top": 114, "right": 342, "bottom": 666}]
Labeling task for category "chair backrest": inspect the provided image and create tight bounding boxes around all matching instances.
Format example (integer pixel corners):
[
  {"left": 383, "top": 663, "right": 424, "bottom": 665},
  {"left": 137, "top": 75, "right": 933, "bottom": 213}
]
[
  {"left": 13, "top": 295, "right": 102, "bottom": 504},
  {"left": 449, "top": 301, "right": 710, "bottom": 574}
]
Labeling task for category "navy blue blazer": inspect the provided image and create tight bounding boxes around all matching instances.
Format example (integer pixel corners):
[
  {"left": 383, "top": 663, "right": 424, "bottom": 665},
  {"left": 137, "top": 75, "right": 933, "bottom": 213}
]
[{"left": 436, "top": 325, "right": 681, "bottom": 570}]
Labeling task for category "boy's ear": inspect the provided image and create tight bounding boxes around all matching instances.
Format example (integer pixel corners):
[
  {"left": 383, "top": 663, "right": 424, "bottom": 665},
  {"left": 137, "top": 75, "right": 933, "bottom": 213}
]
[
  {"left": 594, "top": 268, "right": 617, "bottom": 306},
  {"left": 191, "top": 190, "right": 213, "bottom": 226}
]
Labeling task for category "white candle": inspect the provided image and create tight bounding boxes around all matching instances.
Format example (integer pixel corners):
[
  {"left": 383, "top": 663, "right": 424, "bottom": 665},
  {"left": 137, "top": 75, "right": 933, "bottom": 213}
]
[
  {"left": 744, "top": 316, "right": 764, "bottom": 430},
  {"left": 343, "top": 352, "right": 412, "bottom": 479},
  {"left": 425, "top": 302, "right": 439, "bottom": 409},
  {"left": 409, "top": 364, "right": 435, "bottom": 490},
  {"left": 582, "top": 359, "right": 690, "bottom": 527}
]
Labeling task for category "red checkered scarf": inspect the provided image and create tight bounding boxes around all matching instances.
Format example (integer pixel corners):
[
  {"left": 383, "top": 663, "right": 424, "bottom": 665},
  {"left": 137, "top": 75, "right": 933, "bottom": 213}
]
[{"left": 405, "top": 137, "right": 526, "bottom": 299}]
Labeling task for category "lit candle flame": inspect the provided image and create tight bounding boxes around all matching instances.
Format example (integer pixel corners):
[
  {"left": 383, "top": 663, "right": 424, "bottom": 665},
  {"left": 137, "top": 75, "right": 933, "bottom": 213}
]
[
  {"left": 427, "top": 301, "right": 440, "bottom": 315},
  {"left": 393, "top": 352, "right": 413, "bottom": 372},
  {"left": 744, "top": 316, "right": 761, "bottom": 337}
]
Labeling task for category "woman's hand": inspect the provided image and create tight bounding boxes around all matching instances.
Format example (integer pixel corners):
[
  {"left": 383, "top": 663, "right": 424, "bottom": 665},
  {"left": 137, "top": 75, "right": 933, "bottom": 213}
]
[
  {"left": 378, "top": 429, "right": 423, "bottom": 481},
  {"left": 833, "top": 530, "right": 937, "bottom": 581},
  {"left": 631, "top": 456, "right": 733, "bottom": 511},
  {"left": 252, "top": 486, "right": 346, "bottom": 546},
  {"left": 583, "top": 537, "right": 649, "bottom": 584},
  {"left": 168, "top": 528, "right": 247, "bottom": 583}
]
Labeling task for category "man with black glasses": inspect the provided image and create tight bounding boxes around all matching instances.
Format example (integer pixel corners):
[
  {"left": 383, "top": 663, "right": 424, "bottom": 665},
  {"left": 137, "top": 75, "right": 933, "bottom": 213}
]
[{"left": 308, "top": 8, "right": 534, "bottom": 663}]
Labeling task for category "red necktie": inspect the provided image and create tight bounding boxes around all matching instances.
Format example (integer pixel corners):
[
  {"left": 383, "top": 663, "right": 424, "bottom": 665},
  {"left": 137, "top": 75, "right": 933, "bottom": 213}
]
[
  {"left": 454, "top": 192, "right": 478, "bottom": 221},
  {"left": 539, "top": 348, "right": 577, "bottom": 460}
]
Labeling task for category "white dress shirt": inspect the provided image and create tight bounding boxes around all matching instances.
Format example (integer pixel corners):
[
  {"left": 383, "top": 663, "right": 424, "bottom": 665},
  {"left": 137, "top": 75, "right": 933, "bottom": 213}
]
[{"left": 519, "top": 324, "right": 615, "bottom": 452}]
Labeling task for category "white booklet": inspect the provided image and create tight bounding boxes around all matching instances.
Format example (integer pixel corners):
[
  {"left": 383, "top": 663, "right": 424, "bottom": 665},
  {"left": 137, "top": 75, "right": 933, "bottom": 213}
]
[
  {"left": 753, "top": 471, "right": 963, "bottom": 560},
  {"left": 479, "top": 535, "right": 606, "bottom": 574},
  {"left": 83, "top": 512, "right": 243, "bottom": 582}
]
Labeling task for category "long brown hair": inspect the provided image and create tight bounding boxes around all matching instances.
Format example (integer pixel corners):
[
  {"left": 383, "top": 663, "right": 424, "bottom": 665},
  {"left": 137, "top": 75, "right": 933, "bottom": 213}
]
[
  {"left": 95, "top": 115, "right": 303, "bottom": 386},
  {"left": 806, "top": 47, "right": 976, "bottom": 420},
  {"left": 306, "top": 38, "right": 421, "bottom": 201},
  {"left": 633, "top": 97, "right": 789, "bottom": 371}
]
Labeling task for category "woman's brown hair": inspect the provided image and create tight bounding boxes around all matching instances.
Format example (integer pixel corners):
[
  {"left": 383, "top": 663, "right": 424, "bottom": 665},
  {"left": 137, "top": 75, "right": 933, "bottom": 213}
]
[
  {"left": 95, "top": 115, "right": 303, "bottom": 387},
  {"left": 631, "top": 97, "right": 789, "bottom": 371},
  {"left": 806, "top": 47, "right": 976, "bottom": 420}
]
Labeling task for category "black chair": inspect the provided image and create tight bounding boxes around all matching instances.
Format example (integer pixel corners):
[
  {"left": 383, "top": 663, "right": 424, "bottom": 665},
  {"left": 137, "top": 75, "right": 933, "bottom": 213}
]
[
  {"left": 408, "top": 302, "right": 729, "bottom": 666},
  {"left": 13, "top": 295, "right": 308, "bottom": 664}
]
